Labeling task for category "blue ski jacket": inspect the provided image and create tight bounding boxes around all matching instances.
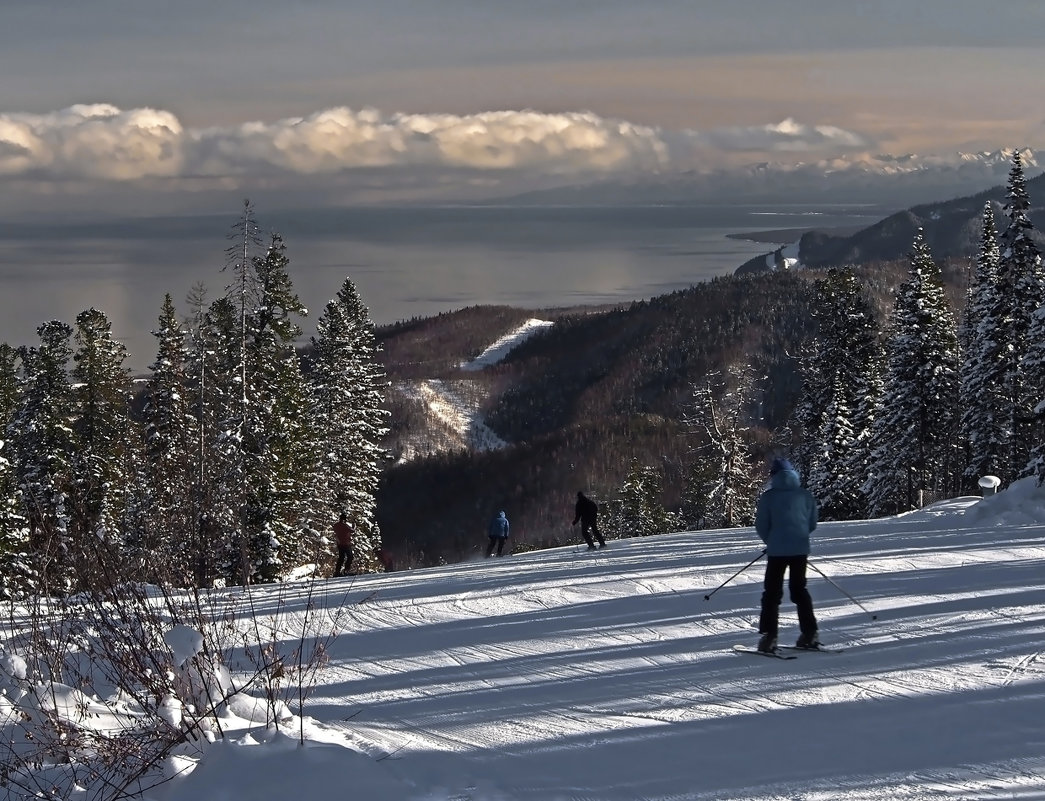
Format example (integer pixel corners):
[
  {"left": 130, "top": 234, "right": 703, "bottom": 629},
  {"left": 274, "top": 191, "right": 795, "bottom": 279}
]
[
  {"left": 754, "top": 469, "right": 818, "bottom": 556},
  {"left": 488, "top": 511, "right": 510, "bottom": 539}
]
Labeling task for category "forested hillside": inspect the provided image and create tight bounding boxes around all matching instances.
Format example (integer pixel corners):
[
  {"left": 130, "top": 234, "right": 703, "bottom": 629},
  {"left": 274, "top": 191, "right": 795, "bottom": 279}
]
[{"left": 377, "top": 271, "right": 849, "bottom": 565}]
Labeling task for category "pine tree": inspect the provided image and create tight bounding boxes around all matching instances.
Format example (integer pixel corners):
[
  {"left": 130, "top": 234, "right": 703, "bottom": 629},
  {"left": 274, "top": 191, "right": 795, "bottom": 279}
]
[
  {"left": 199, "top": 295, "right": 248, "bottom": 584},
  {"left": 809, "top": 392, "right": 858, "bottom": 518},
  {"left": 866, "top": 231, "right": 960, "bottom": 516},
  {"left": 182, "top": 282, "right": 234, "bottom": 585},
  {"left": 241, "top": 233, "right": 312, "bottom": 582},
  {"left": 839, "top": 351, "right": 883, "bottom": 519},
  {"left": 139, "top": 294, "right": 198, "bottom": 584},
  {"left": 309, "top": 277, "right": 390, "bottom": 570},
  {"left": 0, "top": 343, "right": 32, "bottom": 598},
  {"left": 69, "top": 308, "right": 134, "bottom": 586},
  {"left": 802, "top": 269, "right": 882, "bottom": 519},
  {"left": 995, "top": 151, "right": 1045, "bottom": 480},
  {"left": 959, "top": 202, "right": 1008, "bottom": 486},
  {"left": 1024, "top": 302, "right": 1045, "bottom": 483},
  {"left": 219, "top": 199, "right": 264, "bottom": 584},
  {"left": 11, "top": 321, "right": 76, "bottom": 593},
  {"left": 611, "top": 458, "right": 676, "bottom": 537}
]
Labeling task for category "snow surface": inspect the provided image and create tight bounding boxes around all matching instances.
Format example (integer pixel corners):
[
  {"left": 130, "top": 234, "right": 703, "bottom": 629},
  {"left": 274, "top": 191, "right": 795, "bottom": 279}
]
[
  {"left": 460, "top": 319, "right": 554, "bottom": 371},
  {"left": 399, "top": 379, "right": 507, "bottom": 456},
  {"left": 5, "top": 478, "right": 1045, "bottom": 800},
  {"left": 396, "top": 320, "right": 553, "bottom": 459},
  {"left": 767, "top": 242, "right": 802, "bottom": 271}
]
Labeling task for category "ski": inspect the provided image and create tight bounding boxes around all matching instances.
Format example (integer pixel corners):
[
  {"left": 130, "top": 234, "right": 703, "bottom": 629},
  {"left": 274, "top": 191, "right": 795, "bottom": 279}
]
[
  {"left": 732, "top": 644, "right": 797, "bottom": 660},
  {"left": 779, "top": 645, "right": 845, "bottom": 654}
]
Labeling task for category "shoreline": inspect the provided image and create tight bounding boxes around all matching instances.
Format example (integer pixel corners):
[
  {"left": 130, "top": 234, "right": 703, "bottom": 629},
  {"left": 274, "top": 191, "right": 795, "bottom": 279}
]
[{"left": 726, "top": 224, "right": 865, "bottom": 245}]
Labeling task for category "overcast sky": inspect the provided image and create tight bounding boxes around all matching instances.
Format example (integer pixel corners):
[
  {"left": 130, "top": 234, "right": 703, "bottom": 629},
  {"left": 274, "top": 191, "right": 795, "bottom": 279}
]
[{"left": 3, "top": 0, "right": 1045, "bottom": 213}]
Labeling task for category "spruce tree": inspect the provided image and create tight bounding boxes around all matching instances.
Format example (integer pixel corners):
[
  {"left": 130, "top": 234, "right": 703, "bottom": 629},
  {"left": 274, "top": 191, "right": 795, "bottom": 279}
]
[
  {"left": 140, "top": 294, "right": 197, "bottom": 584},
  {"left": 866, "top": 231, "right": 960, "bottom": 516},
  {"left": 959, "top": 203, "right": 1008, "bottom": 486},
  {"left": 611, "top": 458, "right": 676, "bottom": 537},
  {"left": 1023, "top": 303, "right": 1045, "bottom": 483},
  {"left": 69, "top": 308, "right": 134, "bottom": 586},
  {"left": 199, "top": 295, "right": 249, "bottom": 584},
  {"left": 241, "top": 233, "right": 312, "bottom": 582},
  {"left": 309, "top": 277, "right": 390, "bottom": 570},
  {"left": 995, "top": 151, "right": 1045, "bottom": 480},
  {"left": 0, "top": 343, "right": 32, "bottom": 598},
  {"left": 803, "top": 269, "right": 882, "bottom": 520},
  {"left": 219, "top": 200, "right": 264, "bottom": 584},
  {"left": 11, "top": 321, "right": 76, "bottom": 593}
]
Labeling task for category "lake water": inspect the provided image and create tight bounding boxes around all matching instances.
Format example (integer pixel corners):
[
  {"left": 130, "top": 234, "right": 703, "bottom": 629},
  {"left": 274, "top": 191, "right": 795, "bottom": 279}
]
[{"left": 0, "top": 203, "right": 890, "bottom": 373}]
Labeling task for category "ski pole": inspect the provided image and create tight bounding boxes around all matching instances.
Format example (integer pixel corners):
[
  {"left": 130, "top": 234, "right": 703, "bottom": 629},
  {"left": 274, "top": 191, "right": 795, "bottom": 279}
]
[
  {"left": 807, "top": 560, "right": 877, "bottom": 620},
  {"left": 704, "top": 549, "right": 766, "bottom": 601}
]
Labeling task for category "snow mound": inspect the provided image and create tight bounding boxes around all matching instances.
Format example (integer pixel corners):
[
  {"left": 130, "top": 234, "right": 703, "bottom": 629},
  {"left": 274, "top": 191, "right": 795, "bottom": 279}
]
[
  {"left": 963, "top": 476, "right": 1045, "bottom": 526},
  {"left": 164, "top": 730, "right": 405, "bottom": 801}
]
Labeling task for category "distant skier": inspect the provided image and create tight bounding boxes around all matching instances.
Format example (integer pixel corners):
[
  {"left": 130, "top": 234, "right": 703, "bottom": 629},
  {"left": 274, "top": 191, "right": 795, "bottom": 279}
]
[
  {"left": 332, "top": 512, "right": 355, "bottom": 577},
  {"left": 486, "top": 510, "right": 510, "bottom": 557},
  {"left": 572, "top": 491, "right": 606, "bottom": 550},
  {"left": 754, "top": 458, "right": 820, "bottom": 653}
]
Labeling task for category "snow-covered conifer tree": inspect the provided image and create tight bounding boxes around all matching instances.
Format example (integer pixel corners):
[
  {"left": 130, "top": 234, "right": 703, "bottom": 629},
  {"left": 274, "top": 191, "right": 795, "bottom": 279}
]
[
  {"left": 610, "top": 458, "right": 677, "bottom": 537},
  {"left": 866, "top": 231, "right": 960, "bottom": 516},
  {"left": 240, "top": 233, "right": 313, "bottom": 581},
  {"left": 11, "top": 321, "right": 75, "bottom": 592},
  {"left": 1024, "top": 302, "right": 1045, "bottom": 483},
  {"left": 217, "top": 200, "right": 264, "bottom": 584},
  {"left": 309, "top": 277, "right": 389, "bottom": 569},
  {"left": 195, "top": 295, "right": 244, "bottom": 583},
  {"left": 139, "top": 294, "right": 198, "bottom": 584},
  {"left": 803, "top": 269, "right": 882, "bottom": 519},
  {"left": 0, "top": 343, "right": 33, "bottom": 598},
  {"left": 69, "top": 308, "right": 133, "bottom": 584},
  {"left": 995, "top": 151, "right": 1045, "bottom": 480},
  {"left": 959, "top": 203, "right": 1008, "bottom": 486}
]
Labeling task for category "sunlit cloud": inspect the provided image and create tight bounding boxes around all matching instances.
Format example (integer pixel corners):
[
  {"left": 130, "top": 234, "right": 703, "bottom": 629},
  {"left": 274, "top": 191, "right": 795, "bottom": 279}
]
[
  {"left": 0, "top": 104, "right": 877, "bottom": 187},
  {"left": 0, "top": 104, "right": 184, "bottom": 179}
]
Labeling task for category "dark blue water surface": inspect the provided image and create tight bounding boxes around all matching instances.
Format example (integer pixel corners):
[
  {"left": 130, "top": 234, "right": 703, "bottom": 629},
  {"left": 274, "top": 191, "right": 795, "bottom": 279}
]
[{"left": 0, "top": 203, "right": 890, "bottom": 372}]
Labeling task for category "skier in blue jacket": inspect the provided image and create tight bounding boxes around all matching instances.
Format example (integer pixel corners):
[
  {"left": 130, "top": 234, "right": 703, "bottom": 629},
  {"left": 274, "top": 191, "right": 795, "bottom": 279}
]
[
  {"left": 754, "top": 458, "right": 820, "bottom": 653},
  {"left": 486, "top": 510, "right": 510, "bottom": 557}
]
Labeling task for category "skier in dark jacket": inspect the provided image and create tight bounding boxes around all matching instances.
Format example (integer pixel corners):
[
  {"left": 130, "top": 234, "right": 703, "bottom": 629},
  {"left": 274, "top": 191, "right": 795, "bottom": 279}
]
[
  {"left": 332, "top": 512, "right": 355, "bottom": 577},
  {"left": 754, "top": 458, "right": 820, "bottom": 653},
  {"left": 572, "top": 491, "right": 606, "bottom": 549},
  {"left": 486, "top": 510, "right": 510, "bottom": 557}
]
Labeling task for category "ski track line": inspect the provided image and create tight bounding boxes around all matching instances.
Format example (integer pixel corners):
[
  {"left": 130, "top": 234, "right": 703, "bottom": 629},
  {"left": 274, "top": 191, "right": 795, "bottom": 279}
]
[{"left": 995, "top": 648, "right": 1045, "bottom": 686}]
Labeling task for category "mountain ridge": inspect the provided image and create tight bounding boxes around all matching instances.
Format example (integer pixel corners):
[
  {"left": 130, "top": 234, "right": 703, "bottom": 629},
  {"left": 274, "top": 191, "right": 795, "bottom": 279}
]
[
  {"left": 487, "top": 148, "right": 1040, "bottom": 209},
  {"left": 735, "top": 164, "right": 1045, "bottom": 275}
]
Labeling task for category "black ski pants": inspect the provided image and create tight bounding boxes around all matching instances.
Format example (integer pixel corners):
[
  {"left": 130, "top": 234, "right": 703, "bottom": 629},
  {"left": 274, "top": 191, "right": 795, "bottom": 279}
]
[
  {"left": 335, "top": 546, "right": 353, "bottom": 576},
  {"left": 486, "top": 536, "right": 507, "bottom": 557},
  {"left": 758, "top": 555, "right": 817, "bottom": 639},
  {"left": 579, "top": 519, "right": 605, "bottom": 548}
]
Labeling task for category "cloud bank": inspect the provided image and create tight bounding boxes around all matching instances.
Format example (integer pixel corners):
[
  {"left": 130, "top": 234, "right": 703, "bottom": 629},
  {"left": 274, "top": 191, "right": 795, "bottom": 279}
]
[
  {"left": 0, "top": 104, "right": 873, "bottom": 186},
  {"left": 696, "top": 117, "right": 873, "bottom": 153}
]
